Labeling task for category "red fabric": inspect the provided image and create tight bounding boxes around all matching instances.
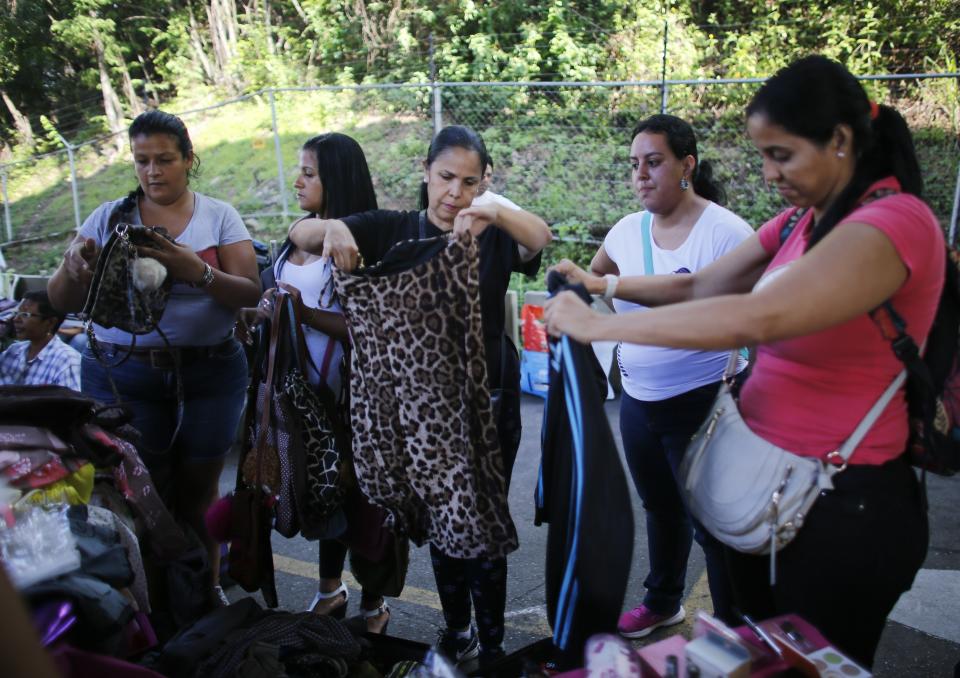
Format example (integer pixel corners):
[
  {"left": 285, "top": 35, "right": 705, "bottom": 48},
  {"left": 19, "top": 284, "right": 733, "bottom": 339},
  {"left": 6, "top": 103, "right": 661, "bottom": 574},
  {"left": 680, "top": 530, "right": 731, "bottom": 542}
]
[
  {"left": 195, "top": 245, "right": 222, "bottom": 270},
  {"left": 522, "top": 304, "right": 548, "bottom": 352},
  {"left": 743, "top": 177, "right": 945, "bottom": 464},
  {"left": 1, "top": 452, "right": 69, "bottom": 488}
]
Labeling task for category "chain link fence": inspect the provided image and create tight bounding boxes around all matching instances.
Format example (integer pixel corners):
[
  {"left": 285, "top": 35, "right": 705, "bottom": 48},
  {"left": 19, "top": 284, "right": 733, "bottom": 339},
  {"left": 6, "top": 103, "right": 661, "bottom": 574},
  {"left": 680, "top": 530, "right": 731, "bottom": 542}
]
[{"left": 0, "top": 74, "right": 957, "bottom": 277}]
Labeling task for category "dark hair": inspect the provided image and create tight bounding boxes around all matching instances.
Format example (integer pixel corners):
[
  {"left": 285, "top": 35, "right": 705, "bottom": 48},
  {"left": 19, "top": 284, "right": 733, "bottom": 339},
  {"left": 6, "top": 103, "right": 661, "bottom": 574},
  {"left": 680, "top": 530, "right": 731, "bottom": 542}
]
[
  {"left": 418, "top": 125, "right": 489, "bottom": 209},
  {"left": 631, "top": 114, "right": 726, "bottom": 205},
  {"left": 276, "top": 133, "right": 379, "bottom": 276},
  {"left": 120, "top": 110, "right": 201, "bottom": 215},
  {"left": 747, "top": 55, "right": 923, "bottom": 249},
  {"left": 486, "top": 156, "right": 495, "bottom": 171},
  {"left": 21, "top": 290, "right": 65, "bottom": 330}
]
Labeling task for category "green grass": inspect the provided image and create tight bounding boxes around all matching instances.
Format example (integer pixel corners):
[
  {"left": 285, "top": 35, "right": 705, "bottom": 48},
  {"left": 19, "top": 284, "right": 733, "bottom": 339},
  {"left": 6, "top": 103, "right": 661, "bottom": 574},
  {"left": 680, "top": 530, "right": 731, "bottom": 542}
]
[{"left": 2, "top": 85, "right": 957, "bottom": 285}]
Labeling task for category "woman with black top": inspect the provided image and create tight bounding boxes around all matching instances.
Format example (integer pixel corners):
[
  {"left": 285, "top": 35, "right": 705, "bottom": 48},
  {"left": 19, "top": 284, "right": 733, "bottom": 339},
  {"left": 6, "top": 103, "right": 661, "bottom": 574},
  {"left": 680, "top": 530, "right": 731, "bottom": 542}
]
[{"left": 290, "top": 125, "right": 551, "bottom": 665}]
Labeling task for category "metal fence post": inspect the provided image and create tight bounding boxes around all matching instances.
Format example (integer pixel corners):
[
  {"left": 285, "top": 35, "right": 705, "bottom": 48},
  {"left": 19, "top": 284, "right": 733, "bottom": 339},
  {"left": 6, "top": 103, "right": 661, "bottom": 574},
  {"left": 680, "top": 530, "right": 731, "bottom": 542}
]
[
  {"left": 660, "top": 20, "right": 669, "bottom": 113},
  {"left": 268, "top": 88, "right": 289, "bottom": 221},
  {"left": 430, "top": 33, "right": 442, "bottom": 135},
  {"left": 433, "top": 86, "right": 443, "bottom": 136},
  {"left": 52, "top": 129, "right": 81, "bottom": 230},
  {"left": 1, "top": 169, "right": 11, "bottom": 241},
  {"left": 949, "top": 158, "right": 960, "bottom": 246}
]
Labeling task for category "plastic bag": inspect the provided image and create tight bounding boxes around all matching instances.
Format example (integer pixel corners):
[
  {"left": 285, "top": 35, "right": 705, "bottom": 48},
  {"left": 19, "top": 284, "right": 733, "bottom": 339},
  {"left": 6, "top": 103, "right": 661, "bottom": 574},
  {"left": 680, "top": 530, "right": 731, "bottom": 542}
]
[
  {"left": 410, "top": 649, "right": 466, "bottom": 678},
  {"left": 0, "top": 503, "right": 81, "bottom": 588}
]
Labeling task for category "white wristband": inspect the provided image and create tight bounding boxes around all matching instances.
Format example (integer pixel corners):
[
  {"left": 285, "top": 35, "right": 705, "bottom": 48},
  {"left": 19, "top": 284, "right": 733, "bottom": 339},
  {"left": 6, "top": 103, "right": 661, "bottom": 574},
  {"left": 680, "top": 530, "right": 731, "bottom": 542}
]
[{"left": 602, "top": 274, "right": 619, "bottom": 301}]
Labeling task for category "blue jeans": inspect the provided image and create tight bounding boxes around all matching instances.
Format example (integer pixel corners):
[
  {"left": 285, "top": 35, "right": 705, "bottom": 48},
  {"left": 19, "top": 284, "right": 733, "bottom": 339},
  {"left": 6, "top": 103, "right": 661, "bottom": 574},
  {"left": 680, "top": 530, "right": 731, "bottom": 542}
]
[
  {"left": 81, "top": 339, "right": 248, "bottom": 487},
  {"left": 620, "top": 382, "right": 734, "bottom": 621}
]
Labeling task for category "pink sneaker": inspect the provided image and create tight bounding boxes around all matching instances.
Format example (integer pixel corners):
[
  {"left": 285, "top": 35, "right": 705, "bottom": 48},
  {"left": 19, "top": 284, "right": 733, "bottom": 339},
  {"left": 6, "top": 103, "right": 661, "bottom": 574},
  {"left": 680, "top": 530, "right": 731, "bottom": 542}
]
[{"left": 617, "top": 604, "right": 685, "bottom": 638}]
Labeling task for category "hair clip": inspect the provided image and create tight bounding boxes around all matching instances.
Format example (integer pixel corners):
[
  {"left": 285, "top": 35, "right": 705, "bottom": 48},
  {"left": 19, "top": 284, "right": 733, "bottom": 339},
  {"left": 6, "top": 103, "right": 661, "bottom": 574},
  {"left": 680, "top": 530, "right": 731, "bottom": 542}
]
[{"left": 869, "top": 100, "right": 880, "bottom": 120}]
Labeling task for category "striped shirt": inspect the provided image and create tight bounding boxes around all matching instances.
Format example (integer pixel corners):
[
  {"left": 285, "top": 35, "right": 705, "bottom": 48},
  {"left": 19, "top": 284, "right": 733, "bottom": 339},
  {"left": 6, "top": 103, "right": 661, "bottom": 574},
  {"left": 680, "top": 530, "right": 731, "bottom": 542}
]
[{"left": 0, "top": 336, "right": 81, "bottom": 391}]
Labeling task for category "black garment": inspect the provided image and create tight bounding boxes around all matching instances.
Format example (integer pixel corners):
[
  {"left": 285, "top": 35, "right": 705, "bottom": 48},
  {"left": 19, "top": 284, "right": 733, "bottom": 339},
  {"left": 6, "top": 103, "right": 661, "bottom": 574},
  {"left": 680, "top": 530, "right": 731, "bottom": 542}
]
[
  {"left": 26, "top": 574, "right": 134, "bottom": 654},
  {"left": 157, "top": 597, "right": 264, "bottom": 677},
  {"left": 67, "top": 504, "right": 134, "bottom": 588},
  {"left": 723, "top": 456, "right": 927, "bottom": 669},
  {"left": 537, "top": 274, "right": 634, "bottom": 664}
]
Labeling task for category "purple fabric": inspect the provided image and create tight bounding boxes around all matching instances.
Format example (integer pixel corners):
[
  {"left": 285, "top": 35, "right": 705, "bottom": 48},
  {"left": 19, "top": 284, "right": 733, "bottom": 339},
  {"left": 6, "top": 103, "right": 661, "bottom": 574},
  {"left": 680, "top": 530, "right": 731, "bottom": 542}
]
[{"left": 32, "top": 600, "right": 77, "bottom": 647}]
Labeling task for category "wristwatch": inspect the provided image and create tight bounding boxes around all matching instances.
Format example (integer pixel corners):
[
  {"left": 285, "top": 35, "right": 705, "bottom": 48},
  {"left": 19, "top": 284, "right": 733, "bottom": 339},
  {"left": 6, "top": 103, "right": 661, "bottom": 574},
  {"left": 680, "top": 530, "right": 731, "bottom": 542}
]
[
  {"left": 192, "top": 262, "right": 215, "bottom": 288},
  {"left": 602, "top": 273, "right": 619, "bottom": 301}
]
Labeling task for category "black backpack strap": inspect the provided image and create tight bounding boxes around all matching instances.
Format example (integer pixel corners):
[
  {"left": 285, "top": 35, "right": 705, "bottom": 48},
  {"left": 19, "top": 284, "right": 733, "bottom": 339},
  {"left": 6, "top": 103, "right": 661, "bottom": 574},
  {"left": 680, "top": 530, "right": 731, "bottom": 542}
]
[
  {"left": 778, "top": 207, "right": 807, "bottom": 246},
  {"left": 870, "top": 302, "right": 934, "bottom": 392}
]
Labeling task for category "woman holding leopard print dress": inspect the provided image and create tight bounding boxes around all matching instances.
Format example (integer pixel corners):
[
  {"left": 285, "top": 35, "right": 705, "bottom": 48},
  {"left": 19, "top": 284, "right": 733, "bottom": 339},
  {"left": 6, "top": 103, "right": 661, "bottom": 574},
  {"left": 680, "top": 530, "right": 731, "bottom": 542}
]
[{"left": 290, "top": 125, "right": 551, "bottom": 667}]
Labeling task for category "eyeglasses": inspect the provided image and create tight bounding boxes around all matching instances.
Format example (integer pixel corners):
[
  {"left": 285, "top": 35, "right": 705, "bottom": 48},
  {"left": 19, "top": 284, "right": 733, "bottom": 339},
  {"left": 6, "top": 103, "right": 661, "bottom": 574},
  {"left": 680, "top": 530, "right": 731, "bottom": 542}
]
[{"left": 13, "top": 312, "right": 51, "bottom": 320}]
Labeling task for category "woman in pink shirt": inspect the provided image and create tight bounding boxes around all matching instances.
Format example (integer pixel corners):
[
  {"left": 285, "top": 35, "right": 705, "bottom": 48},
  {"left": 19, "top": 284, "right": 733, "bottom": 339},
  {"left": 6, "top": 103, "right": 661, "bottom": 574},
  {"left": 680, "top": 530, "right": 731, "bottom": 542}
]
[{"left": 546, "top": 55, "right": 942, "bottom": 668}]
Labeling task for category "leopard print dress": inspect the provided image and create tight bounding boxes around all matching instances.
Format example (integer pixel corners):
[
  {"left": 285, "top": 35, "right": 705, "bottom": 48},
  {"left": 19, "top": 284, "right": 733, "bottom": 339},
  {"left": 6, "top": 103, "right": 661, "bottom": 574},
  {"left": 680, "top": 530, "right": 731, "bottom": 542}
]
[{"left": 335, "top": 232, "right": 518, "bottom": 559}]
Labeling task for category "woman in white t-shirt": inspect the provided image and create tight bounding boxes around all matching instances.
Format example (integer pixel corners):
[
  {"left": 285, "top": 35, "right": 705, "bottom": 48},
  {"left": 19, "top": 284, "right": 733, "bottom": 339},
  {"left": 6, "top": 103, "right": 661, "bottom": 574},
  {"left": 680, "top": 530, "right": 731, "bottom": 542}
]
[{"left": 554, "top": 114, "right": 752, "bottom": 636}]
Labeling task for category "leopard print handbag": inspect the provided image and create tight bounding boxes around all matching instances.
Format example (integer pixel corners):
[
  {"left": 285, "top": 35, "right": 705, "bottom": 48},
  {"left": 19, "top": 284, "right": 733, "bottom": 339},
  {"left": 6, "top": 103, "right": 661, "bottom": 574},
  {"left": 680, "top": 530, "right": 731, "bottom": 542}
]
[
  {"left": 281, "top": 369, "right": 346, "bottom": 536},
  {"left": 83, "top": 219, "right": 175, "bottom": 336}
]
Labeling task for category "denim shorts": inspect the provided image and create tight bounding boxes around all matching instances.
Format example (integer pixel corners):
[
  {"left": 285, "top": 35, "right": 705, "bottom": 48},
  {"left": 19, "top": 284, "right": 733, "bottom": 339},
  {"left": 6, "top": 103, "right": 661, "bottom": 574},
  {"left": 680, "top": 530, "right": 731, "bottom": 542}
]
[{"left": 81, "top": 339, "right": 248, "bottom": 468}]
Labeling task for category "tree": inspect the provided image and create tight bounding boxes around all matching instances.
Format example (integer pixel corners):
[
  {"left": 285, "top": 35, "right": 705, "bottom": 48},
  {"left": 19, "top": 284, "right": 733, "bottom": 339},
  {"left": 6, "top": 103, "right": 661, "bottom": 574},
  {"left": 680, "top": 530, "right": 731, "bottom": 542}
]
[{"left": 52, "top": 5, "right": 129, "bottom": 149}]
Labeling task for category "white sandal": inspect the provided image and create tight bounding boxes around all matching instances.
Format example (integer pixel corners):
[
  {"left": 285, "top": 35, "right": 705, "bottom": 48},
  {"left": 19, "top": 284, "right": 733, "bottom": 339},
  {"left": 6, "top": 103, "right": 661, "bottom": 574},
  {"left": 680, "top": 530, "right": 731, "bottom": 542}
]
[
  {"left": 307, "top": 582, "right": 349, "bottom": 619},
  {"left": 362, "top": 600, "right": 390, "bottom": 634}
]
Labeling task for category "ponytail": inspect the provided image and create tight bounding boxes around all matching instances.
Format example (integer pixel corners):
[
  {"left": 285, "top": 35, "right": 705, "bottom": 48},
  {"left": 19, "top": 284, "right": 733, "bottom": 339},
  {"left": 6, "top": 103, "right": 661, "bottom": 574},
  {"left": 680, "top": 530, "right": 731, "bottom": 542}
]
[
  {"left": 692, "top": 159, "right": 726, "bottom": 206},
  {"left": 807, "top": 104, "right": 922, "bottom": 249},
  {"left": 120, "top": 187, "right": 142, "bottom": 219}
]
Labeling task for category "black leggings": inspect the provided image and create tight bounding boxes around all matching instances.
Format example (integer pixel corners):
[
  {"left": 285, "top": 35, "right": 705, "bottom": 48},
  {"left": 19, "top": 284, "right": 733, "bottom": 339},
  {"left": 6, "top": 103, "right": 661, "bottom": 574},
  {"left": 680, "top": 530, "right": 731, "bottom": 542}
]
[
  {"left": 723, "top": 457, "right": 927, "bottom": 669},
  {"left": 319, "top": 538, "right": 349, "bottom": 580},
  {"left": 430, "top": 546, "right": 508, "bottom": 650}
]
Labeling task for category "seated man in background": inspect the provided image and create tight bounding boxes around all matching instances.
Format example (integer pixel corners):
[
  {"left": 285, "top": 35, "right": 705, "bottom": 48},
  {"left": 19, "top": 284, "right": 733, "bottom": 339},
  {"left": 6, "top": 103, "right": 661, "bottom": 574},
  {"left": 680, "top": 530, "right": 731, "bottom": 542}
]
[{"left": 0, "top": 291, "right": 80, "bottom": 390}]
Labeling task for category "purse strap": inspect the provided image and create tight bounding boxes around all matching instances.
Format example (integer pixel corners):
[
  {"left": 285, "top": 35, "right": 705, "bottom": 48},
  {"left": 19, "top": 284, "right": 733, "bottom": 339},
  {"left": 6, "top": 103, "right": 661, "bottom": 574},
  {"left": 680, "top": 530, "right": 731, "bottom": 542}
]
[
  {"left": 253, "top": 299, "right": 284, "bottom": 486},
  {"left": 640, "top": 211, "right": 655, "bottom": 276},
  {"left": 721, "top": 350, "right": 906, "bottom": 466},
  {"left": 279, "top": 292, "right": 323, "bottom": 382}
]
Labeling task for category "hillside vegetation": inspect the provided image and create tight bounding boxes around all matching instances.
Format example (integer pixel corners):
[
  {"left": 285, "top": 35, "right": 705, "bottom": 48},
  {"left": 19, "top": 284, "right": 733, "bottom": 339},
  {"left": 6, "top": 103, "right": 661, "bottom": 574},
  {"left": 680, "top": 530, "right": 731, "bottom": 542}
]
[{"left": 0, "top": 1, "right": 957, "bottom": 281}]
